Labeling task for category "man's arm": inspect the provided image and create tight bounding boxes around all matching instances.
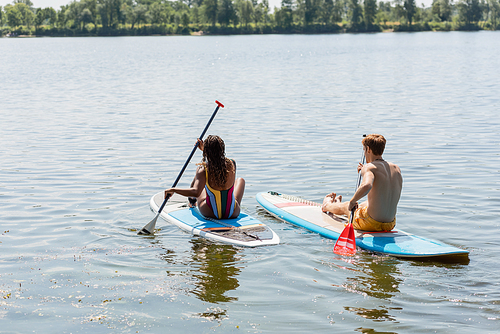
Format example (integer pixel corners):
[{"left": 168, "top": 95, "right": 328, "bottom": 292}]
[{"left": 348, "top": 166, "right": 375, "bottom": 211}]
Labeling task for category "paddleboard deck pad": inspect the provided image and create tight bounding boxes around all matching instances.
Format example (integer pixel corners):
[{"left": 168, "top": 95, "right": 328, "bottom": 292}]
[
  {"left": 150, "top": 192, "right": 279, "bottom": 247},
  {"left": 257, "top": 191, "right": 469, "bottom": 259}
]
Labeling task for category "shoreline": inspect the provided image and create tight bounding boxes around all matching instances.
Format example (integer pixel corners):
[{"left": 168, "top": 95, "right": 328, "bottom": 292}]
[
  {"left": 1, "top": 21, "right": 493, "bottom": 38},
  {"left": 2, "top": 28, "right": 493, "bottom": 38}
]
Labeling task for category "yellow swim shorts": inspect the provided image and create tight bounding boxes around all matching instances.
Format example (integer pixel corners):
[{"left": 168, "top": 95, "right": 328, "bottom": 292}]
[{"left": 350, "top": 206, "right": 396, "bottom": 232}]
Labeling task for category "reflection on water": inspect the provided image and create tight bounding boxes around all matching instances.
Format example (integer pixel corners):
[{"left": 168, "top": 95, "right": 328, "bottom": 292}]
[
  {"left": 331, "top": 254, "right": 402, "bottom": 300},
  {"left": 346, "top": 305, "right": 401, "bottom": 322},
  {"left": 352, "top": 255, "right": 402, "bottom": 300},
  {"left": 355, "top": 327, "right": 398, "bottom": 334},
  {"left": 336, "top": 254, "right": 403, "bottom": 325},
  {"left": 157, "top": 238, "right": 243, "bottom": 320},
  {"left": 189, "top": 239, "right": 242, "bottom": 304}
]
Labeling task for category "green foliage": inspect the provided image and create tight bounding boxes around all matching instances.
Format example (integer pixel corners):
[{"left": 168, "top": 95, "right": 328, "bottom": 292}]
[
  {"left": 203, "top": 0, "right": 218, "bottom": 26},
  {"left": 432, "top": 0, "right": 452, "bottom": 22},
  {"left": 239, "top": 0, "right": 254, "bottom": 27},
  {"left": 347, "top": 0, "right": 363, "bottom": 27},
  {"left": 404, "top": 0, "right": 416, "bottom": 26},
  {"left": 489, "top": 0, "right": 500, "bottom": 29},
  {"left": 3, "top": 0, "right": 500, "bottom": 36},
  {"left": 363, "top": 0, "right": 377, "bottom": 29},
  {"left": 457, "top": 0, "right": 483, "bottom": 27}
]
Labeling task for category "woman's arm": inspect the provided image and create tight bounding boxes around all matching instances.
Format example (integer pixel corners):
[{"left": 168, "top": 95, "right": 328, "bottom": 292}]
[{"left": 165, "top": 165, "right": 206, "bottom": 198}]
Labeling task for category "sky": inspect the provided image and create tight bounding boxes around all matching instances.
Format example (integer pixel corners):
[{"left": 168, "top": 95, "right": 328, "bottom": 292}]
[{"left": 0, "top": 0, "right": 435, "bottom": 11}]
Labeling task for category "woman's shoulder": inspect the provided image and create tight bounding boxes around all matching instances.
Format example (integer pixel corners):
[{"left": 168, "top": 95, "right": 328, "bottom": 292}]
[{"left": 227, "top": 158, "right": 236, "bottom": 170}]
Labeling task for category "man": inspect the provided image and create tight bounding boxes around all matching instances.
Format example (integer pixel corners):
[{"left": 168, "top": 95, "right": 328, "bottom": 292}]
[{"left": 322, "top": 134, "right": 403, "bottom": 231}]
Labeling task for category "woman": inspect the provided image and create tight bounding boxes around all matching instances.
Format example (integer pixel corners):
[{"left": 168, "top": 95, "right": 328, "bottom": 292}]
[{"left": 164, "top": 135, "right": 245, "bottom": 219}]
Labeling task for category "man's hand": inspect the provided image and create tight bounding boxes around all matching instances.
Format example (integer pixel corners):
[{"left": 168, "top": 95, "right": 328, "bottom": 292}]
[
  {"left": 348, "top": 199, "right": 358, "bottom": 212},
  {"left": 357, "top": 162, "right": 364, "bottom": 173}
]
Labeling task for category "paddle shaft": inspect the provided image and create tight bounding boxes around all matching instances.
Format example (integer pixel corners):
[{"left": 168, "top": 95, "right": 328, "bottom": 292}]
[
  {"left": 349, "top": 139, "right": 366, "bottom": 224},
  {"left": 156, "top": 100, "right": 224, "bottom": 215}
]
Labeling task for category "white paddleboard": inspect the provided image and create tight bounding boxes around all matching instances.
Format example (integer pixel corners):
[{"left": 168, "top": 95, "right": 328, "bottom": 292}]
[
  {"left": 257, "top": 191, "right": 469, "bottom": 260},
  {"left": 150, "top": 192, "right": 280, "bottom": 247}
]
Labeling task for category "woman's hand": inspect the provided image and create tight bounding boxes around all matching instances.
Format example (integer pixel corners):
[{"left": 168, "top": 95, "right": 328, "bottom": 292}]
[
  {"left": 165, "top": 188, "right": 175, "bottom": 199},
  {"left": 196, "top": 138, "right": 204, "bottom": 151}
]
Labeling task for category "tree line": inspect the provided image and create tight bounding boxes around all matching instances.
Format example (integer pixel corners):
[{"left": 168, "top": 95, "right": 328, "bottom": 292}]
[{"left": 1, "top": 0, "right": 499, "bottom": 37}]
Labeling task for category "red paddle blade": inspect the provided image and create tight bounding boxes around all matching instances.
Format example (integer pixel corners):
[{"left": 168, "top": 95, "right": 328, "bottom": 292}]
[{"left": 333, "top": 223, "right": 356, "bottom": 256}]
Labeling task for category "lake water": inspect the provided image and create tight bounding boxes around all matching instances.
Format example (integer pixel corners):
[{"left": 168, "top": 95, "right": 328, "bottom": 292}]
[{"left": 1, "top": 32, "right": 499, "bottom": 333}]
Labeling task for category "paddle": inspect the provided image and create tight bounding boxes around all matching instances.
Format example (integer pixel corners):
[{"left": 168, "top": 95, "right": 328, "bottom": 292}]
[
  {"left": 137, "top": 100, "right": 225, "bottom": 235},
  {"left": 333, "top": 136, "right": 366, "bottom": 256}
]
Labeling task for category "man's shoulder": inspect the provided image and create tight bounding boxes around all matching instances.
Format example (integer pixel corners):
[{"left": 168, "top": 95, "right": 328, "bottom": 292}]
[{"left": 388, "top": 161, "right": 401, "bottom": 172}]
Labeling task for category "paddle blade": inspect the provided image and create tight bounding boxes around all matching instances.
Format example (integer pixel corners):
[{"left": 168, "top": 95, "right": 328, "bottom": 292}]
[
  {"left": 333, "top": 223, "right": 356, "bottom": 256},
  {"left": 138, "top": 214, "right": 159, "bottom": 235}
]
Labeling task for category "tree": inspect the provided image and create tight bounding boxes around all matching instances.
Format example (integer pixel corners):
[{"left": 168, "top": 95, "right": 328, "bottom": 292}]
[
  {"left": 432, "top": 0, "right": 452, "bottom": 21},
  {"left": 348, "top": 0, "right": 363, "bottom": 27},
  {"left": 149, "top": 2, "right": 167, "bottom": 25},
  {"left": 14, "top": 0, "right": 34, "bottom": 8},
  {"left": 126, "top": 4, "right": 148, "bottom": 28},
  {"left": 404, "top": 0, "right": 416, "bottom": 26},
  {"left": 489, "top": 0, "right": 500, "bottom": 28},
  {"left": 11, "top": 2, "right": 35, "bottom": 28},
  {"left": 80, "top": 8, "right": 93, "bottom": 28},
  {"left": 83, "top": 0, "right": 98, "bottom": 26},
  {"left": 203, "top": 0, "right": 218, "bottom": 26},
  {"left": 260, "top": 0, "right": 271, "bottom": 24},
  {"left": 375, "top": 1, "right": 391, "bottom": 24},
  {"left": 303, "top": 0, "right": 320, "bottom": 25},
  {"left": 191, "top": 4, "right": 201, "bottom": 24},
  {"left": 98, "top": 0, "right": 124, "bottom": 28},
  {"left": 320, "top": 0, "right": 334, "bottom": 24},
  {"left": 363, "top": 0, "right": 377, "bottom": 28},
  {"left": 45, "top": 7, "right": 57, "bottom": 26},
  {"left": 66, "top": 1, "right": 83, "bottom": 29},
  {"left": 279, "top": 0, "right": 294, "bottom": 27},
  {"left": 35, "top": 7, "right": 45, "bottom": 29},
  {"left": 458, "top": 0, "right": 483, "bottom": 26},
  {"left": 218, "top": 0, "right": 236, "bottom": 26},
  {"left": 392, "top": 0, "right": 405, "bottom": 24},
  {"left": 332, "top": 0, "right": 343, "bottom": 23},
  {"left": 181, "top": 11, "right": 190, "bottom": 26},
  {"left": 239, "top": 0, "right": 254, "bottom": 27},
  {"left": 6, "top": 4, "right": 24, "bottom": 27},
  {"left": 253, "top": 1, "right": 266, "bottom": 24},
  {"left": 56, "top": 5, "right": 68, "bottom": 28}
]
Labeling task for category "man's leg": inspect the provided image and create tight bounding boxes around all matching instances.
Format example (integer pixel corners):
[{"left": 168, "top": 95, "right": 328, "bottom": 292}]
[{"left": 322, "top": 193, "right": 349, "bottom": 216}]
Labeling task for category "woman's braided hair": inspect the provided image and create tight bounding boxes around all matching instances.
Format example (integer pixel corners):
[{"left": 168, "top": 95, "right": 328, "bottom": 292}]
[{"left": 202, "top": 135, "right": 234, "bottom": 188}]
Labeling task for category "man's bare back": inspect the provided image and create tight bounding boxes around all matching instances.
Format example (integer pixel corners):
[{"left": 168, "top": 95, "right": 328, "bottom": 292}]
[
  {"left": 322, "top": 134, "right": 402, "bottom": 231},
  {"left": 361, "top": 159, "right": 402, "bottom": 222}
]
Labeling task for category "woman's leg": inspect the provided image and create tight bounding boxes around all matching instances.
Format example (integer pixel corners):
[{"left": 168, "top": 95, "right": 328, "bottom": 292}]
[
  {"left": 234, "top": 178, "right": 245, "bottom": 204},
  {"left": 229, "top": 178, "right": 245, "bottom": 218}
]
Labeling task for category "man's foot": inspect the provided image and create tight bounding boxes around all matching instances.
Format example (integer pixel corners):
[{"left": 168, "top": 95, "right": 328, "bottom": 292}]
[
  {"left": 322, "top": 193, "right": 343, "bottom": 212},
  {"left": 322, "top": 193, "right": 335, "bottom": 212}
]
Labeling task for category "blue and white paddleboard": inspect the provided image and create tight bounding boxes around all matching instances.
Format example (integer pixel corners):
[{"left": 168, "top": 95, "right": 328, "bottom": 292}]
[
  {"left": 257, "top": 191, "right": 469, "bottom": 259},
  {"left": 150, "top": 192, "right": 279, "bottom": 247}
]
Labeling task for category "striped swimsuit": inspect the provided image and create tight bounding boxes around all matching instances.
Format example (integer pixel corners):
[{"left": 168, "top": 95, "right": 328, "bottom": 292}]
[{"left": 204, "top": 161, "right": 236, "bottom": 219}]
